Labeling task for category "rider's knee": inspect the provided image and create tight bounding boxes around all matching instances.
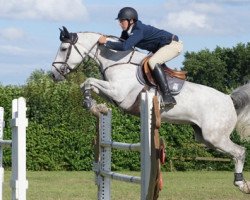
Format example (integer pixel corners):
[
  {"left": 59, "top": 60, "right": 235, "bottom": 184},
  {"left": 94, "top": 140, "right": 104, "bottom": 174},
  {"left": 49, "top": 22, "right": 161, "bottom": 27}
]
[{"left": 148, "top": 59, "right": 157, "bottom": 70}]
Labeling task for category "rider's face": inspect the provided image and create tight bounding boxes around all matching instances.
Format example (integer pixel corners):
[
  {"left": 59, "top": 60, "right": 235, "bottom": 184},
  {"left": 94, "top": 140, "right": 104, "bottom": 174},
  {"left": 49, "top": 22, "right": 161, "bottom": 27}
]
[
  {"left": 119, "top": 19, "right": 128, "bottom": 30},
  {"left": 119, "top": 19, "right": 133, "bottom": 30}
]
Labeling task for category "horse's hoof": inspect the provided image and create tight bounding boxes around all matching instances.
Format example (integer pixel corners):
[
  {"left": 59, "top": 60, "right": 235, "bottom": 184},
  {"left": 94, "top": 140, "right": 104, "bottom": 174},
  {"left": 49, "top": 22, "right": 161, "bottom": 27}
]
[
  {"left": 241, "top": 181, "right": 250, "bottom": 194},
  {"left": 90, "top": 103, "right": 109, "bottom": 117},
  {"left": 236, "top": 180, "right": 250, "bottom": 194},
  {"left": 96, "top": 104, "right": 109, "bottom": 114}
]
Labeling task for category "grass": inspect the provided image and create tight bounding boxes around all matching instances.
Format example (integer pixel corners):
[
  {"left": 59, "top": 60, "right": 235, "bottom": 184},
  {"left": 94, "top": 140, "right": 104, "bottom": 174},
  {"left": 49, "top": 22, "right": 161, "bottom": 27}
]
[{"left": 2, "top": 171, "right": 250, "bottom": 200}]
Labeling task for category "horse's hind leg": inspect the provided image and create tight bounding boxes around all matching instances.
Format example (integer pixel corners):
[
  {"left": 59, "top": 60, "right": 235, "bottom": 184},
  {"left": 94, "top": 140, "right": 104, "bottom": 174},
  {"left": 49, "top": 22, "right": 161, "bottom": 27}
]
[
  {"left": 192, "top": 124, "right": 220, "bottom": 151},
  {"left": 202, "top": 128, "right": 250, "bottom": 193},
  {"left": 218, "top": 141, "right": 250, "bottom": 193}
]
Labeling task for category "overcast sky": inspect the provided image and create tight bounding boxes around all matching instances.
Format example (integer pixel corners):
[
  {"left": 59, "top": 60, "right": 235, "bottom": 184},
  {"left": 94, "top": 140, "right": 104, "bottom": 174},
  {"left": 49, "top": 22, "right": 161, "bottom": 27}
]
[{"left": 0, "top": 0, "right": 250, "bottom": 85}]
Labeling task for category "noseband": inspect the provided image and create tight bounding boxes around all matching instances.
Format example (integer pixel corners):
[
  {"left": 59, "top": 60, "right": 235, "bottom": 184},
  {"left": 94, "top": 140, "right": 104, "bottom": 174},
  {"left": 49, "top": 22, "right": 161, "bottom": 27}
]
[{"left": 52, "top": 33, "right": 98, "bottom": 78}]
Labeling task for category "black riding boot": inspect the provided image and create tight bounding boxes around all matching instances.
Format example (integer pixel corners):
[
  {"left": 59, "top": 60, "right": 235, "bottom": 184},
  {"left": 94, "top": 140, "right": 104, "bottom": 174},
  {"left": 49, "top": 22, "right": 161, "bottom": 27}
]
[{"left": 152, "top": 64, "right": 176, "bottom": 106}]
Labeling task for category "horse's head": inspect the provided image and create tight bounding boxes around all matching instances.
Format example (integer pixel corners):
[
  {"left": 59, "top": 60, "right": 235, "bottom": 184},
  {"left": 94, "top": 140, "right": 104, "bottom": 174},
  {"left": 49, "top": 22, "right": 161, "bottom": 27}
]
[
  {"left": 52, "top": 26, "right": 100, "bottom": 81},
  {"left": 51, "top": 26, "right": 81, "bottom": 81}
]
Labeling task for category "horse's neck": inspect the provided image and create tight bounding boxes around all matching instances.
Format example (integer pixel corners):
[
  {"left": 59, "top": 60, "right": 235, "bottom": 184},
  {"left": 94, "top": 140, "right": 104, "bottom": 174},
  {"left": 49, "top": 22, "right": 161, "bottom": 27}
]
[
  {"left": 96, "top": 46, "right": 147, "bottom": 70},
  {"left": 78, "top": 32, "right": 100, "bottom": 53}
]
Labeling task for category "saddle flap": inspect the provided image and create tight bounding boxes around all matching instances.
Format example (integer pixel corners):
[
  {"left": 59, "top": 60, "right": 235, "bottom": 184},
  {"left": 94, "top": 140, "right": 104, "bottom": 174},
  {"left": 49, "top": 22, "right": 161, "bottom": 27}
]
[
  {"left": 141, "top": 56, "right": 187, "bottom": 94},
  {"left": 142, "top": 57, "right": 156, "bottom": 86}
]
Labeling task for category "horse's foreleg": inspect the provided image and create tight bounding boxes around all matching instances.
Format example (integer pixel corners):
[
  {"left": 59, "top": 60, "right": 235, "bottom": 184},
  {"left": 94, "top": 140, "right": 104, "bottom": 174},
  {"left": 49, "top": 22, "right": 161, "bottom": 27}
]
[
  {"left": 80, "top": 78, "right": 121, "bottom": 116},
  {"left": 81, "top": 85, "right": 109, "bottom": 116},
  {"left": 82, "top": 84, "right": 95, "bottom": 109},
  {"left": 81, "top": 78, "right": 126, "bottom": 102}
]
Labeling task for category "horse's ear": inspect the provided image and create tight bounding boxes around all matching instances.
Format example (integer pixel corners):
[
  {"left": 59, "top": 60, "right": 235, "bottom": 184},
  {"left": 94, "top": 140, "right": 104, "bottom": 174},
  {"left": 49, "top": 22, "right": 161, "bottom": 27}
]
[
  {"left": 59, "top": 26, "right": 70, "bottom": 42},
  {"left": 62, "top": 26, "right": 70, "bottom": 38},
  {"left": 59, "top": 27, "right": 64, "bottom": 41}
]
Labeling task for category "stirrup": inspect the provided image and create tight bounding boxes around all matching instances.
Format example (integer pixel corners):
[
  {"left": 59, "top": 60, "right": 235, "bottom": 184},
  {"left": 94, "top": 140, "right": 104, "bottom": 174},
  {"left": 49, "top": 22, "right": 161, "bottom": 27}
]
[
  {"left": 162, "top": 100, "right": 176, "bottom": 106},
  {"left": 162, "top": 94, "right": 176, "bottom": 106}
]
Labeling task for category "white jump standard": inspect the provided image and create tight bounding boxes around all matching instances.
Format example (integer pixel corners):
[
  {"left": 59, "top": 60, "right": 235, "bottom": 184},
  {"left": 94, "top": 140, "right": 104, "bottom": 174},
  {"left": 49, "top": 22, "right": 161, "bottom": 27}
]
[{"left": 0, "top": 97, "right": 28, "bottom": 200}]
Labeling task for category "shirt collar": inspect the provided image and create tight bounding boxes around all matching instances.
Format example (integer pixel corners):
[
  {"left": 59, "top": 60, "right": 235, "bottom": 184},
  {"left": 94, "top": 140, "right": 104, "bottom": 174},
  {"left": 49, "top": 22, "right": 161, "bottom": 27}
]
[{"left": 127, "top": 24, "right": 134, "bottom": 35}]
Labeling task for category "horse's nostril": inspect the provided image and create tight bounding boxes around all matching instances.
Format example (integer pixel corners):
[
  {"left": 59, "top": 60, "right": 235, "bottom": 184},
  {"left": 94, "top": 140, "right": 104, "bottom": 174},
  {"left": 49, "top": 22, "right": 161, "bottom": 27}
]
[{"left": 51, "top": 73, "right": 56, "bottom": 81}]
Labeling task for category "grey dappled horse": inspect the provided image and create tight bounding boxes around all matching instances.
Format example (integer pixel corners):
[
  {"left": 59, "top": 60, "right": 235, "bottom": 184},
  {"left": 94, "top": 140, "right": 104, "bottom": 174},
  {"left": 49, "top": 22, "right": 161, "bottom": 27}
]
[{"left": 52, "top": 27, "right": 250, "bottom": 193}]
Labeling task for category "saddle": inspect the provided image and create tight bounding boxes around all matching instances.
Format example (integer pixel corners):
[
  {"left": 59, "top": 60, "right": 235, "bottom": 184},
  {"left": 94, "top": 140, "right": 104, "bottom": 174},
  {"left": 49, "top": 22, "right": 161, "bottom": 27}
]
[{"left": 140, "top": 56, "right": 187, "bottom": 95}]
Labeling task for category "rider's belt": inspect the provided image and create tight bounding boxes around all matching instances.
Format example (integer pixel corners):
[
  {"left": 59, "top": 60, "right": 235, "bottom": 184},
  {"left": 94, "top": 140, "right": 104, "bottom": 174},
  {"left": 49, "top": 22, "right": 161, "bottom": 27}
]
[{"left": 172, "top": 35, "right": 179, "bottom": 42}]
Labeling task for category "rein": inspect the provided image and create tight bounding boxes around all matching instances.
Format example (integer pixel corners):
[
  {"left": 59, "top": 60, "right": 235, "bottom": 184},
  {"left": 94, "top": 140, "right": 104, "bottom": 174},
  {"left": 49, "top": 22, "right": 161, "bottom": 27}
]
[
  {"left": 102, "top": 47, "right": 139, "bottom": 77},
  {"left": 53, "top": 32, "right": 140, "bottom": 80}
]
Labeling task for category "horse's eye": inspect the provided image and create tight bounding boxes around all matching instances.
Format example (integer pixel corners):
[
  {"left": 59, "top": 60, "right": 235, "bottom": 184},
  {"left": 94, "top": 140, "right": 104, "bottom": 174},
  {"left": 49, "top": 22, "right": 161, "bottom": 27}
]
[{"left": 61, "top": 47, "right": 67, "bottom": 52}]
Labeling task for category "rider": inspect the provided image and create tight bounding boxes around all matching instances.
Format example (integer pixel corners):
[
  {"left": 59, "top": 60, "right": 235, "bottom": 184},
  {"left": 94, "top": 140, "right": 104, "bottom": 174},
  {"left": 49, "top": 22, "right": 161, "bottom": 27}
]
[{"left": 98, "top": 7, "right": 183, "bottom": 106}]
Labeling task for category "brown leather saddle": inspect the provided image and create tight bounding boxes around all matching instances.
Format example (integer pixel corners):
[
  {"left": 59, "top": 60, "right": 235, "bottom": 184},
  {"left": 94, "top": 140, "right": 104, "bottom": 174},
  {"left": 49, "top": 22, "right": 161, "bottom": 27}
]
[{"left": 141, "top": 56, "right": 187, "bottom": 95}]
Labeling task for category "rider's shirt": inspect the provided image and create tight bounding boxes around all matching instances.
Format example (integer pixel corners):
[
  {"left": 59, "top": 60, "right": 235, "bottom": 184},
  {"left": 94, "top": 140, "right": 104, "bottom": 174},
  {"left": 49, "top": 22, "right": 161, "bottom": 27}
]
[{"left": 105, "top": 20, "right": 177, "bottom": 53}]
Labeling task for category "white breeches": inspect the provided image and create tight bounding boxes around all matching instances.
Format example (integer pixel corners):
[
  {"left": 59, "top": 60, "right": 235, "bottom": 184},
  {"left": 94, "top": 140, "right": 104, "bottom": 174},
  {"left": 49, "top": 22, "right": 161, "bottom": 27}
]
[{"left": 148, "top": 40, "right": 183, "bottom": 70}]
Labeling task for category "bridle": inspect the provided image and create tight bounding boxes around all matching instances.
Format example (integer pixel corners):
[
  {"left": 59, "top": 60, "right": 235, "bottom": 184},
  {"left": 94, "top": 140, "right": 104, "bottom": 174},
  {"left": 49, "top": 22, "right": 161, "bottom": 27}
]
[{"left": 52, "top": 33, "right": 98, "bottom": 79}]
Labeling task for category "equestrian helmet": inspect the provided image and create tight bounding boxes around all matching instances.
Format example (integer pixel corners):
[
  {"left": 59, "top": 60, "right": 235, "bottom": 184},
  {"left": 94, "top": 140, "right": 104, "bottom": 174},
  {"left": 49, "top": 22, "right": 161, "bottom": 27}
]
[{"left": 116, "top": 7, "right": 138, "bottom": 21}]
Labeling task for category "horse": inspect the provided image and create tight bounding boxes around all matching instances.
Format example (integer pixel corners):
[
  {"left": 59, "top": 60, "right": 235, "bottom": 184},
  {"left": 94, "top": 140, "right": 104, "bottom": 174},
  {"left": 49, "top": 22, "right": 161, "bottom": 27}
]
[{"left": 51, "top": 26, "right": 250, "bottom": 193}]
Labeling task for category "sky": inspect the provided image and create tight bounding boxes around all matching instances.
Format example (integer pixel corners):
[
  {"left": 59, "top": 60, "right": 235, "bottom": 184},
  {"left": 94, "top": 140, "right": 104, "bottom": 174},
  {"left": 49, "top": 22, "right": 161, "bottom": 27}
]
[{"left": 0, "top": 0, "right": 250, "bottom": 85}]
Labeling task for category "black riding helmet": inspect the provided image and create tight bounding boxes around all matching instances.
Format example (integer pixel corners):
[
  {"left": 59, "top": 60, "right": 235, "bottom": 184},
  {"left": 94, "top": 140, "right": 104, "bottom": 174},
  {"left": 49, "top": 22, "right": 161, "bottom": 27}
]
[{"left": 116, "top": 7, "right": 138, "bottom": 21}]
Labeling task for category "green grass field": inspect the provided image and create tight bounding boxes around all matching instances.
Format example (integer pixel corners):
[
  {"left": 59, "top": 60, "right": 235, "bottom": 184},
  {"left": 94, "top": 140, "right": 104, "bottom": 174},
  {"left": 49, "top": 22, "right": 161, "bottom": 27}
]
[{"left": 2, "top": 171, "right": 250, "bottom": 200}]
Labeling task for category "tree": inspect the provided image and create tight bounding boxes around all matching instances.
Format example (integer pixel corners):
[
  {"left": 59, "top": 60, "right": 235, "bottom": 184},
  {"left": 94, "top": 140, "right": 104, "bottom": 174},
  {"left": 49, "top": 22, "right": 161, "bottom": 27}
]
[
  {"left": 182, "top": 43, "right": 250, "bottom": 93},
  {"left": 215, "top": 43, "right": 250, "bottom": 89},
  {"left": 182, "top": 49, "right": 227, "bottom": 92}
]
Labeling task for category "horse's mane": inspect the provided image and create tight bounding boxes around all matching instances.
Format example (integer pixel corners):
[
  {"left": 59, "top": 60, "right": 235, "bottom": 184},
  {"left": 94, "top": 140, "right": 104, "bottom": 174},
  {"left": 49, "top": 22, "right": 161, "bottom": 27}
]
[{"left": 78, "top": 31, "right": 121, "bottom": 41}]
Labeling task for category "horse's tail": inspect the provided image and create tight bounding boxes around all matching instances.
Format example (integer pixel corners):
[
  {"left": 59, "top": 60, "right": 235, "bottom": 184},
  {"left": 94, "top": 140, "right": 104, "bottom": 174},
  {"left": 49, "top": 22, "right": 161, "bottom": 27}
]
[{"left": 231, "top": 82, "right": 250, "bottom": 141}]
